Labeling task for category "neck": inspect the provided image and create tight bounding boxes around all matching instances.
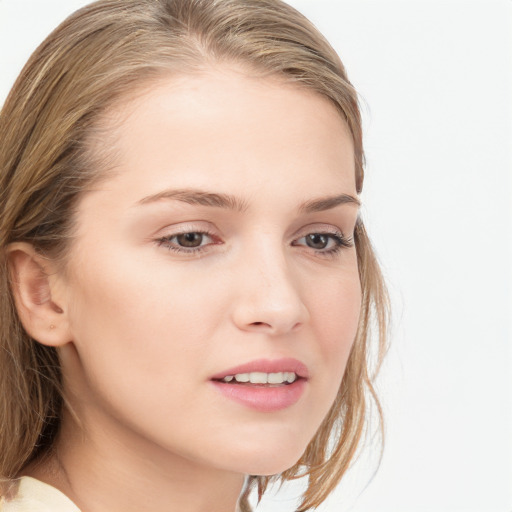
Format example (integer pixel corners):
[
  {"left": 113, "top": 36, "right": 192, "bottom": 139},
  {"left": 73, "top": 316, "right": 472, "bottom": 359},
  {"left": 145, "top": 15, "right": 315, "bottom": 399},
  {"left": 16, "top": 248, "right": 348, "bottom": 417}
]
[{"left": 25, "top": 409, "right": 246, "bottom": 512}]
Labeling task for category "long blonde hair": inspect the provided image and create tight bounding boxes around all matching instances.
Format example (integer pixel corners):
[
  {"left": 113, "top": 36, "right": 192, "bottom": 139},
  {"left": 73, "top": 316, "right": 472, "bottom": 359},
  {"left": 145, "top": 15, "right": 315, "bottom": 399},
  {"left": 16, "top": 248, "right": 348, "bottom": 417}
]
[{"left": 0, "top": 1, "right": 389, "bottom": 510}]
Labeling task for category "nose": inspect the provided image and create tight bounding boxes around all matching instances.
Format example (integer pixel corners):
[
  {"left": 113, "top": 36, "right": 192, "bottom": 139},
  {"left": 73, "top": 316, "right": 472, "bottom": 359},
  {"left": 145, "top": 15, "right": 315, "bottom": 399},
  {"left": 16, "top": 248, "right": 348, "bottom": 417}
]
[{"left": 231, "top": 247, "right": 310, "bottom": 336}]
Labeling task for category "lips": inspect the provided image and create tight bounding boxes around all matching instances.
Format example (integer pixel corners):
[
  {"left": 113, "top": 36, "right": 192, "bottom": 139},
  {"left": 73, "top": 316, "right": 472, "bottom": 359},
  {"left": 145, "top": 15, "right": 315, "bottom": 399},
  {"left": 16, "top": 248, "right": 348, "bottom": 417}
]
[{"left": 210, "top": 358, "right": 308, "bottom": 412}]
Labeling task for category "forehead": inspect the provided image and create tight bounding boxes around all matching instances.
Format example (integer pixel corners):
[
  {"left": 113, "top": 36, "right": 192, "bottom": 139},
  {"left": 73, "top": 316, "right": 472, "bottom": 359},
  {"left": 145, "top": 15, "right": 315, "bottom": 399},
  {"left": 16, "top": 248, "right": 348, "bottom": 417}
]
[{"left": 87, "top": 68, "right": 356, "bottom": 206}]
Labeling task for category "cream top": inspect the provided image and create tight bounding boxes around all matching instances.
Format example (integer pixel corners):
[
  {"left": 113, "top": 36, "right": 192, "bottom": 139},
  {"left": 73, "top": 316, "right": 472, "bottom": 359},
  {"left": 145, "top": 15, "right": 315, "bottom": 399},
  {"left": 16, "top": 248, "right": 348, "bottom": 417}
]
[
  {"left": 1, "top": 476, "right": 245, "bottom": 511},
  {"left": 0, "top": 477, "right": 80, "bottom": 512}
]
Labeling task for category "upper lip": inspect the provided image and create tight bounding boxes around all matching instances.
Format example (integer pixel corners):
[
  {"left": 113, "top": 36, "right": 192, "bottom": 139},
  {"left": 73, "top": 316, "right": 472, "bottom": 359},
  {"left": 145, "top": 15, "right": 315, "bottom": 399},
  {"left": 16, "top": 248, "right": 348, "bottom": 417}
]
[{"left": 210, "top": 358, "right": 309, "bottom": 380}]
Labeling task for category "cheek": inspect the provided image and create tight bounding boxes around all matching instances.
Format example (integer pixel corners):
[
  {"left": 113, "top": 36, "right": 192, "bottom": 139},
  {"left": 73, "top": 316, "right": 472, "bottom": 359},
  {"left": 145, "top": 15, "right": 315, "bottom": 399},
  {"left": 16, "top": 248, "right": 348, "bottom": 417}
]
[
  {"left": 306, "top": 267, "right": 361, "bottom": 389},
  {"left": 62, "top": 259, "right": 222, "bottom": 439},
  {"left": 311, "top": 265, "right": 361, "bottom": 344},
  {"left": 64, "top": 253, "right": 232, "bottom": 394}
]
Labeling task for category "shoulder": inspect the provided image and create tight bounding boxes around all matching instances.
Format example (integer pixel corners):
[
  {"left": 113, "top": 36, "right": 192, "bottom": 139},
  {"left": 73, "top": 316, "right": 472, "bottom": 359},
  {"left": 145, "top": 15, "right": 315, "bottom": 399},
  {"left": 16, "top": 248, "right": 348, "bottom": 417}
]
[{"left": 0, "top": 477, "right": 80, "bottom": 512}]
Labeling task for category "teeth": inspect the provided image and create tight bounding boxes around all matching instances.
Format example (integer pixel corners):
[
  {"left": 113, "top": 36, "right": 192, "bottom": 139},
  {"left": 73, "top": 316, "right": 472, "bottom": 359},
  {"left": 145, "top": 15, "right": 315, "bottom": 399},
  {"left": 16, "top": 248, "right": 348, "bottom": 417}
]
[
  {"left": 286, "top": 372, "right": 297, "bottom": 383},
  {"left": 267, "top": 372, "right": 284, "bottom": 384},
  {"left": 222, "top": 372, "right": 298, "bottom": 384},
  {"left": 249, "top": 372, "right": 268, "bottom": 384}
]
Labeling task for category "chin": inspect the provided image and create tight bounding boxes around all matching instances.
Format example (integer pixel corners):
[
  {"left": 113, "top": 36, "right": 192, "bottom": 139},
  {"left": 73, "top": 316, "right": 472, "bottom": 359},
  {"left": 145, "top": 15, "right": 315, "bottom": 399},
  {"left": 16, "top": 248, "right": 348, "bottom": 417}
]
[
  {"left": 245, "top": 450, "right": 306, "bottom": 476},
  {"left": 219, "top": 437, "right": 309, "bottom": 477}
]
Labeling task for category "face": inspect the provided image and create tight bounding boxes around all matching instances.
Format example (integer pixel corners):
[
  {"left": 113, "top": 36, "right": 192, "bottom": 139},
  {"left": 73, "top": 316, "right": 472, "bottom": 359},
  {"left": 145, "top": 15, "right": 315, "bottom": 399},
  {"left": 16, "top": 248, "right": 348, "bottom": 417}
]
[{"left": 56, "top": 68, "right": 361, "bottom": 477}]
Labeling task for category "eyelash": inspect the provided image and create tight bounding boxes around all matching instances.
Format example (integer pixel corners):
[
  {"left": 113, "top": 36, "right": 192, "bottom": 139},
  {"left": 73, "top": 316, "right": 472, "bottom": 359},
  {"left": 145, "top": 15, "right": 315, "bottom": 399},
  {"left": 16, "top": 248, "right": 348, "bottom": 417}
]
[{"left": 155, "top": 230, "right": 353, "bottom": 257}]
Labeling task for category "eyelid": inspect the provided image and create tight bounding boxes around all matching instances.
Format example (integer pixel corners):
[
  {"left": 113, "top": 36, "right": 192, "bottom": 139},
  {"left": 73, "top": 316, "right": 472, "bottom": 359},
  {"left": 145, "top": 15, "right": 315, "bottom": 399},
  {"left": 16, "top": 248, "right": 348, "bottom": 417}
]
[
  {"left": 150, "top": 220, "right": 218, "bottom": 238},
  {"left": 292, "top": 222, "right": 350, "bottom": 240}
]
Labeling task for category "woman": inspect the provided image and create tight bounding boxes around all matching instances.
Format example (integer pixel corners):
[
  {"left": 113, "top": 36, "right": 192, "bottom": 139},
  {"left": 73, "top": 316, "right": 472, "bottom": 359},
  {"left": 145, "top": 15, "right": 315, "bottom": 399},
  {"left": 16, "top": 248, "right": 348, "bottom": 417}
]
[{"left": 0, "top": 0, "right": 388, "bottom": 511}]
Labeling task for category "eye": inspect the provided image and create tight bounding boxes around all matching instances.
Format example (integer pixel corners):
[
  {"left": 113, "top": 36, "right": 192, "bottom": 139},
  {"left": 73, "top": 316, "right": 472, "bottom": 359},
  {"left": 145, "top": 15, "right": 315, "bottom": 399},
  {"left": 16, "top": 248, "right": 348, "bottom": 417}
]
[
  {"left": 303, "top": 233, "right": 332, "bottom": 250},
  {"left": 175, "top": 232, "right": 207, "bottom": 248},
  {"left": 155, "top": 231, "right": 217, "bottom": 253},
  {"left": 293, "top": 231, "right": 353, "bottom": 255}
]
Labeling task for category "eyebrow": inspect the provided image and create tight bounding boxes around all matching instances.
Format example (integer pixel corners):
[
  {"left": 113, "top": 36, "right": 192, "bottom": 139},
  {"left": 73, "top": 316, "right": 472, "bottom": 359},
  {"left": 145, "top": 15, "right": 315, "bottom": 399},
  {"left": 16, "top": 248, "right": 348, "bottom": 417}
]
[
  {"left": 299, "top": 193, "right": 361, "bottom": 213},
  {"left": 136, "top": 188, "right": 360, "bottom": 212},
  {"left": 137, "top": 189, "right": 249, "bottom": 212}
]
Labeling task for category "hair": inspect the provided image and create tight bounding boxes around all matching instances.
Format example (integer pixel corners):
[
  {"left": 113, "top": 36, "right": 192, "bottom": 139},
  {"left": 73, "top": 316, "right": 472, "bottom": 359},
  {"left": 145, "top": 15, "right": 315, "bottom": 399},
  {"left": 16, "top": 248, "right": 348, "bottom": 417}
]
[{"left": 0, "top": 0, "right": 389, "bottom": 510}]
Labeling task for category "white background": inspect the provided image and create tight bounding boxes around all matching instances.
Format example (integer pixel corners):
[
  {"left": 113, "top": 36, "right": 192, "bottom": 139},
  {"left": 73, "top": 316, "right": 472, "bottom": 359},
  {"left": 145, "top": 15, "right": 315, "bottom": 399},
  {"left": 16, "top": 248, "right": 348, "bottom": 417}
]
[{"left": 1, "top": 1, "right": 511, "bottom": 511}]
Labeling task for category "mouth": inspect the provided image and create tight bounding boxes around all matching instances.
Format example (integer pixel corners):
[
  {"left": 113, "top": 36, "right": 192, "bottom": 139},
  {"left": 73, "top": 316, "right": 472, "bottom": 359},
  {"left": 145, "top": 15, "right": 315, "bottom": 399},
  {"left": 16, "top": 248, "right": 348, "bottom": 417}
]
[
  {"left": 213, "top": 371, "right": 300, "bottom": 386},
  {"left": 210, "top": 358, "right": 308, "bottom": 412}
]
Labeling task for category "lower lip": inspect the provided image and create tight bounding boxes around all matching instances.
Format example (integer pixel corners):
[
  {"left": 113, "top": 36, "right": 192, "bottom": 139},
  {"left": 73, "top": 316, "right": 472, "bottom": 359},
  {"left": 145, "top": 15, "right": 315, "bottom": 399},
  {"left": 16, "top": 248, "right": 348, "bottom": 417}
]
[{"left": 210, "top": 379, "right": 306, "bottom": 412}]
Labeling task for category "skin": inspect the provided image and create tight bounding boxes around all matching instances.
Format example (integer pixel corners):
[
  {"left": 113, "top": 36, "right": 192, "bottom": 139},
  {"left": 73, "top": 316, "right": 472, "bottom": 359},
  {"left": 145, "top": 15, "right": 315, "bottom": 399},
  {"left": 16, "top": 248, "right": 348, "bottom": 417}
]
[{"left": 14, "top": 67, "right": 361, "bottom": 512}]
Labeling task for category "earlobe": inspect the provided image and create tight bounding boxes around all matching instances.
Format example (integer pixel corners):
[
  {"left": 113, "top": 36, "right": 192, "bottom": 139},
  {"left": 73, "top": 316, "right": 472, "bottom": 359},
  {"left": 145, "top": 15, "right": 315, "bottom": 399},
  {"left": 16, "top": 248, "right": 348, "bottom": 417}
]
[{"left": 7, "top": 242, "right": 71, "bottom": 347}]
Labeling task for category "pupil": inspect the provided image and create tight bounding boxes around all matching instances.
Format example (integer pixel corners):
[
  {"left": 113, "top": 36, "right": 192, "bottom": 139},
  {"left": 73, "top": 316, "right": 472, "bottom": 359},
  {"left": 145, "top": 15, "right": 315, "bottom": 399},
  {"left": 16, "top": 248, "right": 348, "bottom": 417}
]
[
  {"left": 177, "top": 232, "right": 203, "bottom": 247},
  {"left": 307, "top": 233, "right": 328, "bottom": 249}
]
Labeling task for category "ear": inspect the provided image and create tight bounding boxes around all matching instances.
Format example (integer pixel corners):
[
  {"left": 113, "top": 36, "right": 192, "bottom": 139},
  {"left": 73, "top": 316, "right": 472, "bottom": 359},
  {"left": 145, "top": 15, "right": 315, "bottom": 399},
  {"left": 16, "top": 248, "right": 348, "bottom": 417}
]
[{"left": 7, "top": 242, "right": 72, "bottom": 347}]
